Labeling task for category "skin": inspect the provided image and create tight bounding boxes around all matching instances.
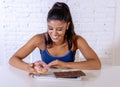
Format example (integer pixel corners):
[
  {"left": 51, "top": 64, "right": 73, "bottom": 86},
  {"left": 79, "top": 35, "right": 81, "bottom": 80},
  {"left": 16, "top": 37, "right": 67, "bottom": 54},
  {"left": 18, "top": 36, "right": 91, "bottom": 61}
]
[{"left": 9, "top": 20, "right": 101, "bottom": 74}]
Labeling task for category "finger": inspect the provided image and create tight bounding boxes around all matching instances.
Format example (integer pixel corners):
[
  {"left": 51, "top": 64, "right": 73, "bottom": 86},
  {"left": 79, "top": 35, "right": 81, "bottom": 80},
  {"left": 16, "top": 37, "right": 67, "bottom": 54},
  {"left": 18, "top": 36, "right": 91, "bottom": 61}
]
[
  {"left": 48, "top": 62, "right": 54, "bottom": 67},
  {"left": 29, "top": 63, "right": 34, "bottom": 68},
  {"left": 28, "top": 73, "right": 35, "bottom": 78},
  {"left": 28, "top": 63, "right": 37, "bottom": 74},
  {"left": 48, "top": 62, "right": 57, "bottom": 68}
]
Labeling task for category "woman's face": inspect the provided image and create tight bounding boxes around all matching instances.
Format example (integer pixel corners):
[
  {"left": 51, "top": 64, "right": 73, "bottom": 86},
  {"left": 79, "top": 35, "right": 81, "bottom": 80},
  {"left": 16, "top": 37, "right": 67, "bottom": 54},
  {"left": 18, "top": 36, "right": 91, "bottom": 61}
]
[{"left": 47, "top": 20, "right": 69, "bottom": 44}]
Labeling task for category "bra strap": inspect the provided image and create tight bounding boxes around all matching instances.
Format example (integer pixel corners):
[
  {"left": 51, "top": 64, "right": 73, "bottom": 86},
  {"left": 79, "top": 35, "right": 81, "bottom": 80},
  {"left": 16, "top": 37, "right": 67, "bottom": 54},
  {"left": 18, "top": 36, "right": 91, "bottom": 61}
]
[{"left": 43, "top": 33, "right": 47, "bottom": 49}]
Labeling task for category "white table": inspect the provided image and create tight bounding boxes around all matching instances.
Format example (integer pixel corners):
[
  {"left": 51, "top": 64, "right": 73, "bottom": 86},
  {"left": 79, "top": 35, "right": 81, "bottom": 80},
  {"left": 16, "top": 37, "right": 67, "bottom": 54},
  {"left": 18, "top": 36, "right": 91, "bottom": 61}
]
[{"left": 0, "top": 65, "right": 120, "bottom": 87}]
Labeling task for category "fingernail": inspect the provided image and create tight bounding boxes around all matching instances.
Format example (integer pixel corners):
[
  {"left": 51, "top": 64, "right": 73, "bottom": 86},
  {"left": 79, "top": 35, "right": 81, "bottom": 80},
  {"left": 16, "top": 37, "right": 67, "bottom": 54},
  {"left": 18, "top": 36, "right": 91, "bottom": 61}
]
[{"left": 29, "top": 73, "right": 34, "bottom": 78}]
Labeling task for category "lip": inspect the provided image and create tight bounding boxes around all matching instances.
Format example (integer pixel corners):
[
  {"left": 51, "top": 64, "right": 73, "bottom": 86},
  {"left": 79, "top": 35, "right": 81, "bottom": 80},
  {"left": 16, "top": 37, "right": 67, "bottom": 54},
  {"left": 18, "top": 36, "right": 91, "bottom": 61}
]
[
  {"left": 52, "top": 37, "right": 58, "bottom": 40},
  {"left": 51, "top": 36, "right": 59, "bottom": 41}
]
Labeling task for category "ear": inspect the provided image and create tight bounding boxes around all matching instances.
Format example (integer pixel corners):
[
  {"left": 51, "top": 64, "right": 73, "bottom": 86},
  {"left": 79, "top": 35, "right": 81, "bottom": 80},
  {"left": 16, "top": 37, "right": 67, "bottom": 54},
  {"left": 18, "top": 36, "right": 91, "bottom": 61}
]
[{"left": 67, "top": 22, "right": 70, "bottom": 29}]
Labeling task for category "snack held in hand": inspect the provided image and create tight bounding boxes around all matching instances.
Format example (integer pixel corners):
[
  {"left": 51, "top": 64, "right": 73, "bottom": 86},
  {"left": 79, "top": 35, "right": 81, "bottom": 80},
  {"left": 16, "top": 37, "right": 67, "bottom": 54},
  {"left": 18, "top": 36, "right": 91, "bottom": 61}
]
[{"left": 34, "top": 60, "right": 48, "bottom": 74}]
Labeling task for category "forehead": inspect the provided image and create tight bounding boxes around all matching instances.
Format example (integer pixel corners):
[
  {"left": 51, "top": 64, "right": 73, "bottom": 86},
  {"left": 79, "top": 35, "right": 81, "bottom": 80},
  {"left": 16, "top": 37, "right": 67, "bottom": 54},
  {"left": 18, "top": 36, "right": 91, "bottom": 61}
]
[{"left": 47, "top": 20, "right": 67, "bottom": 26}]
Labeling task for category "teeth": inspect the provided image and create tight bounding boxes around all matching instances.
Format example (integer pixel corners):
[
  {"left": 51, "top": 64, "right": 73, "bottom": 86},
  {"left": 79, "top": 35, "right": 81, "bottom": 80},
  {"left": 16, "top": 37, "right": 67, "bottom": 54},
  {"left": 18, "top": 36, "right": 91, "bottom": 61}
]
[
  {"left": 52, "top": 36, "right": 58, "bottom": 39},
  {"left": 53, "top": 37, "right": 57, "bottom": 39}
]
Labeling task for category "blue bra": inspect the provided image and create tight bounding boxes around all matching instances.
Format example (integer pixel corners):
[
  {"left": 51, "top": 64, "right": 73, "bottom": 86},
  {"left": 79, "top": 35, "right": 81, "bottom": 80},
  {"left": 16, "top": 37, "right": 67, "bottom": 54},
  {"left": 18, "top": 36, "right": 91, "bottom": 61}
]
[{"left": 40, "top": 34, "right": 76, "bottom": 64}]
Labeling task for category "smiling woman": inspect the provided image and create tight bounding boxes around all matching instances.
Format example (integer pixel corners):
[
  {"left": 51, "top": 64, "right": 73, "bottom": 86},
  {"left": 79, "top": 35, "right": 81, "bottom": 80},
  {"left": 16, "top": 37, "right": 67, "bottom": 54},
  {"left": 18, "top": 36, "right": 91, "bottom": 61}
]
[
  {"left": 9, "top": 2, "right": 101, "bottom": 75},
  {"left": 47, "top": 20, "right": 68, "bottom": 44}
]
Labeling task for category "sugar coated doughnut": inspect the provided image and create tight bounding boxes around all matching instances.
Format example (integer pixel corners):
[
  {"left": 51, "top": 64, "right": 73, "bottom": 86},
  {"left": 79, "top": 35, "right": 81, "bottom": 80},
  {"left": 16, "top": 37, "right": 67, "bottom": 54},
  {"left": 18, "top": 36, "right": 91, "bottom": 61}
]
[{"left": 34, "top": 60, "right": 48, "bottom": 74}]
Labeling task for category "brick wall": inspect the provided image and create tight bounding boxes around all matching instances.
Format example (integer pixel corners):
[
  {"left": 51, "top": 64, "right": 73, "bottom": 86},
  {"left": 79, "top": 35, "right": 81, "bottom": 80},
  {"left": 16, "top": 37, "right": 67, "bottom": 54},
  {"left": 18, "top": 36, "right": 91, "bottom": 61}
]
[{"left": 0, "top": 0, "right": 116, "bottom": 65}]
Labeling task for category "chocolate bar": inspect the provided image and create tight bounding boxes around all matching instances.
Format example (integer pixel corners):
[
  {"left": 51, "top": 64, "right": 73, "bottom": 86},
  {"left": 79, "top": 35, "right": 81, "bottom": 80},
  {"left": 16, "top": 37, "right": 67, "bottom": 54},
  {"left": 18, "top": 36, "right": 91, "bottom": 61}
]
[{"left": 54, "top": 70, "right": 86, "bottom": 78}]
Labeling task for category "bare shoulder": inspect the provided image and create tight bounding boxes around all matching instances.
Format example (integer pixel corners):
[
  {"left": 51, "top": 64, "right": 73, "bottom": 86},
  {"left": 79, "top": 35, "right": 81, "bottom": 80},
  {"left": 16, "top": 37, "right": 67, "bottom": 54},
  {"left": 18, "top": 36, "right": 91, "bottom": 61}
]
[
  {"left": 32, "top": 34, "right": 43, "bottom": 41},
  {"left": 75, "top": 34, "right": 86, "bottom": 40},
  {"left": 28, "top": 33, "right": 45, "bottom": 48},
  {"left": 74, "top": 35, "right": 89, "bottom": 48}
]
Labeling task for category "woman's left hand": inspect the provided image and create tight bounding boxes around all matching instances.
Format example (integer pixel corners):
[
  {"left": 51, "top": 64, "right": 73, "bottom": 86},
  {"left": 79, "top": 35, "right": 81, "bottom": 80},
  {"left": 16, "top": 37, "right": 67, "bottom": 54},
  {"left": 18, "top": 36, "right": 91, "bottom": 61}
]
[{"left": 48, "top": 60, "right": 67, "bottom": 69}]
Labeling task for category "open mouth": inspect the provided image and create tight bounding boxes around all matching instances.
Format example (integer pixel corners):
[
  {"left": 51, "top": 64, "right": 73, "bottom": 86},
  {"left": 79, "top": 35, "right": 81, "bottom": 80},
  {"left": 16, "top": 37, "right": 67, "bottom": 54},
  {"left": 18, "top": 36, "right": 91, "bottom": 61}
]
[
  {"left": 52, "top": 38, "right": 58, "bottom": 41},
  {"left": 51, "top": 36, "right": 59, "bottom": 40}
]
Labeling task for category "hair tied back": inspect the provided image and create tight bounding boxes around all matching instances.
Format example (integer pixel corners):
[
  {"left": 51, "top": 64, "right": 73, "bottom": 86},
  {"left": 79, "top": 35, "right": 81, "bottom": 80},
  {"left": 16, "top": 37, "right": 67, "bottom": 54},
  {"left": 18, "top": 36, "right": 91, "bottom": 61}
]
[{"left": 56, "top": 3, "right": 62, "bottom": 7}]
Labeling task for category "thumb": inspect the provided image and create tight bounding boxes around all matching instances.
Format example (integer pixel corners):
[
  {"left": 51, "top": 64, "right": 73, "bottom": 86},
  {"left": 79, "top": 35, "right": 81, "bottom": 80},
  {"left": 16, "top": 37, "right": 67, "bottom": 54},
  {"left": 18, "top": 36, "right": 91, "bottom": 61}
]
[
  {"left": 29, "top": 63, "right": 34, "bottom": 68},
  {"left": 28, "top": 63, "right": 36, "bottom": 73}
]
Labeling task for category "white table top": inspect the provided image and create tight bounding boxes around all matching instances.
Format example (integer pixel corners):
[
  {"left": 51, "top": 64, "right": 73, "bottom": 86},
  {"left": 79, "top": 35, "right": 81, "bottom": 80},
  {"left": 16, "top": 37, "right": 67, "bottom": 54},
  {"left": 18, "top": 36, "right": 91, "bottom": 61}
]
[{"left": 0, "top": 65, "right": 120, "bottom": 87}]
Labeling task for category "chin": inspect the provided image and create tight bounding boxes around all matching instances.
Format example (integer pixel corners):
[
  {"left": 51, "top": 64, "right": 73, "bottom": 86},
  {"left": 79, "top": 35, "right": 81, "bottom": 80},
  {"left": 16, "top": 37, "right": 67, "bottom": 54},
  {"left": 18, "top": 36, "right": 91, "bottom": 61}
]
[{"left": 52, "top": 39, "right": 59, "bottom": 43}]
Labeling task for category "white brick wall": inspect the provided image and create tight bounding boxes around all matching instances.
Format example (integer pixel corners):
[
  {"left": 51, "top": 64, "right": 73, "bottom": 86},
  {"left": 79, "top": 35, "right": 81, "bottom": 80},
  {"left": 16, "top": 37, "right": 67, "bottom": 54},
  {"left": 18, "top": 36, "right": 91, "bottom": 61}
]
[
  {"left": 0, "top": 0, "right": 117, "bottom": 65},
  {"left": 113, "top": 0, "right": 120, "bottom": 65}
]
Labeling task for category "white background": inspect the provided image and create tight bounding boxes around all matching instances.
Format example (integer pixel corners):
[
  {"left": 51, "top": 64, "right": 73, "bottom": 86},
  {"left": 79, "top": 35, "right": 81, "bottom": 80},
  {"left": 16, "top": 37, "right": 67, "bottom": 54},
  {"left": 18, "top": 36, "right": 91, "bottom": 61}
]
[{"left": 0, "top": 0, "right": 120, "bottom": 66}]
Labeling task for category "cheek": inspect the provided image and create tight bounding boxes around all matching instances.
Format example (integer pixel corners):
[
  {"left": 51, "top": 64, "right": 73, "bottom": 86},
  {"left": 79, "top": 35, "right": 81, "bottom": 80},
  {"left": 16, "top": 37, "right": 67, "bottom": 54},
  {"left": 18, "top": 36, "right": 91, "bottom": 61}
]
[
  {"left": 61, "top": 30, "right": 66, "bottom": 35},
  {"left": 47, "top": 30, "right": 53, "bottom": 35},
  {"left": 47, "top": 30, "right": 51, "bottom": 33},
  {"left": 57, "top": 31, "right": 66, "bottom": 37}
]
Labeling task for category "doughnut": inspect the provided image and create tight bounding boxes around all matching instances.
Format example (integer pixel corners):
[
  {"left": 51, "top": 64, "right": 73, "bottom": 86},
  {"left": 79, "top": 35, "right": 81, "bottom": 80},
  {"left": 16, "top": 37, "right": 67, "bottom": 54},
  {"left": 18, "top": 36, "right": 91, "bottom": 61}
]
[{"left": 34, "top": 60, "right": 48, "bottom": 74}]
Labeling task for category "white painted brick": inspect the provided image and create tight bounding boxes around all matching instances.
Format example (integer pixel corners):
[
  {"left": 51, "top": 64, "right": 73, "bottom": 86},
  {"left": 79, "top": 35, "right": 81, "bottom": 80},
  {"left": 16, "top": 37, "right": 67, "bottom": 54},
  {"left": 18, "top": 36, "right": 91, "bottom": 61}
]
[{"left": 0, "top": 0, "right": 116, "bottom": 65}]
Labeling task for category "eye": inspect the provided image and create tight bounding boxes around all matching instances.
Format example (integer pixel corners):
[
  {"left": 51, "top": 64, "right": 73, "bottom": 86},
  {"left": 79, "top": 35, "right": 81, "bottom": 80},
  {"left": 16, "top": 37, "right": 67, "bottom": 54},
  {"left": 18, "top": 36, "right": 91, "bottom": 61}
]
[
  {"left": 48, "top": 26, "right": 53, "bottom": 30},
  {"left": 48, "top": 28, "right": 53, "bottom": 30},
  {"left": 57, "top": 27, "right": 63, "bottom": 31}
]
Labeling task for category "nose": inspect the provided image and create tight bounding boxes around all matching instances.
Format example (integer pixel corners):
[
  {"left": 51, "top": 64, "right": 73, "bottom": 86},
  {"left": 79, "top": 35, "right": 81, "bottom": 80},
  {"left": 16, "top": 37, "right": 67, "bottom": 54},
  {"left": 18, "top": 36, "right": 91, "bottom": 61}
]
[{"left": 52, "top": 29, "right": 57, "bottom": 36}]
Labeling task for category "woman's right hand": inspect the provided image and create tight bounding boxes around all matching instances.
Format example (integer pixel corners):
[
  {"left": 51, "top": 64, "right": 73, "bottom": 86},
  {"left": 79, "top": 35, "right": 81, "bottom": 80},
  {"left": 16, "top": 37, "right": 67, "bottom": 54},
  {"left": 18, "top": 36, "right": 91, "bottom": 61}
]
[{"left": 28, "top": 63, "right": 37, "bottom": 76}]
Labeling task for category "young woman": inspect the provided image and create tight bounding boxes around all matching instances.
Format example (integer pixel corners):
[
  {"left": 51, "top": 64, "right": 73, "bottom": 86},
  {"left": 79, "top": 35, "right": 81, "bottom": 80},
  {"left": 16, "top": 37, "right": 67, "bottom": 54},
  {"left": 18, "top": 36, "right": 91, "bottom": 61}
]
[{"left": 9, "top": 2, "right": 101, "bottom": 74}]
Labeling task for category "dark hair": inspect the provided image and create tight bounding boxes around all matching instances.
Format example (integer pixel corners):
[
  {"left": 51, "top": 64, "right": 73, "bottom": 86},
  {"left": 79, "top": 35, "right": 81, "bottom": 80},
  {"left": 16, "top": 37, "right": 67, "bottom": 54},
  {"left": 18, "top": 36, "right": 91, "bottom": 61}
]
[{"left": 46, "top": 2, "right": 76, "bottom": 49}]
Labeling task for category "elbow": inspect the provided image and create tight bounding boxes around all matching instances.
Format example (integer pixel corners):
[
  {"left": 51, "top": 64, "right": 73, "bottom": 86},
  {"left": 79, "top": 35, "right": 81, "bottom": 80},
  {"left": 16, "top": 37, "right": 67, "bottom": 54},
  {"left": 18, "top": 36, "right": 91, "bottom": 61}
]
[
  {"left": 9, "top": 56, "right": 16, "bottom": 66},
  {"left": 95, "top": 60, "right": 102, "bottom": 70},
  {"left": 96, "top": 64, "right": 101, "bottom": 70},
  {"left": 98, "top": 62, "right": 102, "bottom": 69},
  {"left": 9, "top": 57, "right": 13, "bottom": 65},
  {"left": 92, "top": 64, "right": 101, "bottom": 70}
]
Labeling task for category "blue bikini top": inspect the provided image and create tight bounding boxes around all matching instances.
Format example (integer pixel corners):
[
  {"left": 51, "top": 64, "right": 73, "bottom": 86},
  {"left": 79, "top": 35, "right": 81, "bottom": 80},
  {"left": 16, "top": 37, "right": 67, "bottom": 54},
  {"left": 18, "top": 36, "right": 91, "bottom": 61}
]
[{"left": 40, "top": 34, "right": 76, "bottom": 64}]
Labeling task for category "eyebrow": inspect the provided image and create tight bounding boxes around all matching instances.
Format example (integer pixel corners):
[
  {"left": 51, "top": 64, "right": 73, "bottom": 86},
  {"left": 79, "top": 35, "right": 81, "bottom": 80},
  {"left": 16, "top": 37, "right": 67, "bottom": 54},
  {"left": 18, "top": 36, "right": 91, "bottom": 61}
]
[{"left": 48, "top": 25, "right": 63, "bottom": 28}]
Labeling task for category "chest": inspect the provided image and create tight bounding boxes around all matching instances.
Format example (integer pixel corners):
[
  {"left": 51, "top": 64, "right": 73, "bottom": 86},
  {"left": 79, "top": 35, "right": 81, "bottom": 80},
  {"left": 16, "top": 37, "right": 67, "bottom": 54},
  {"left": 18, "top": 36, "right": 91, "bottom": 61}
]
[{"left": 47, "top": 44, "right": 69, "bottom": 57}]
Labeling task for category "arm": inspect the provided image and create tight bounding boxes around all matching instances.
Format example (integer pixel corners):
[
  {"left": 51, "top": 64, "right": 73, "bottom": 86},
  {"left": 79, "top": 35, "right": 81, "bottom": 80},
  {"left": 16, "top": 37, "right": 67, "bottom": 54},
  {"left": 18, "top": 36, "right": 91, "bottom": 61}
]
[
  {"left": 66, "top": 35, "right": 101, "bottom": 70},
  {"left": 9, "top": 34, "right": 44, "bottom": 72}
]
